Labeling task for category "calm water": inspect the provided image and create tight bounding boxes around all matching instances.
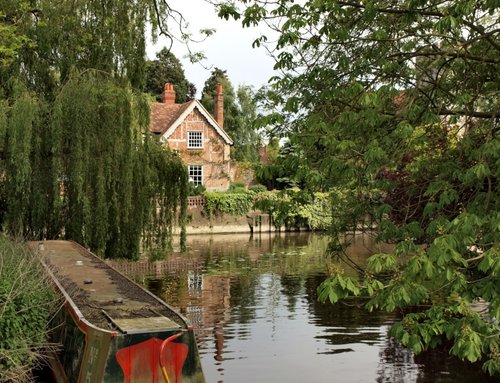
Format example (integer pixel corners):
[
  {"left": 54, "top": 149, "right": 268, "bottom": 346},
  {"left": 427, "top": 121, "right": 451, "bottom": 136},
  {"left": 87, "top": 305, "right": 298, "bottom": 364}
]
[{"left": 115, "top": 233, "right": 495, "bottom": 383}]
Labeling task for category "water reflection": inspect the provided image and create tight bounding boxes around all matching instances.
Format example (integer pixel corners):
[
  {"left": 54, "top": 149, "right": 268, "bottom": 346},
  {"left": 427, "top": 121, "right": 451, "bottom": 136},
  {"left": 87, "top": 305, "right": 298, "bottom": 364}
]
[{"left": 109, "top": 233, "right": 495, "bottom": 383}]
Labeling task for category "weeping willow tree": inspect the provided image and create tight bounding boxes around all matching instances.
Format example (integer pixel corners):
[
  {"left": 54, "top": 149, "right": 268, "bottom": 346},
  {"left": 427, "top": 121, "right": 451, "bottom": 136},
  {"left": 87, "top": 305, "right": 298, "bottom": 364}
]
[
  {"left": 1, "top": 0, "right": 183, "bottom": 91},
  {"left": 0, "top": 0, "right": 189, "bottom": 258},
  {"left": 0, "top": 73, "right": 187, "bottom": 259},
  {"left": 1, "top": 85, "right": 37, "bottom": 236}
]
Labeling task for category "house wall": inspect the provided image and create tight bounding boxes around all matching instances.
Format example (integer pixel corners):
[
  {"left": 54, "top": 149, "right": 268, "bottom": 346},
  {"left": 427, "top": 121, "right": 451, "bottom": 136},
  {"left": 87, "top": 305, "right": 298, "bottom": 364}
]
[{"left": 164, "top": 109, "right": 231, "bottom": 191}]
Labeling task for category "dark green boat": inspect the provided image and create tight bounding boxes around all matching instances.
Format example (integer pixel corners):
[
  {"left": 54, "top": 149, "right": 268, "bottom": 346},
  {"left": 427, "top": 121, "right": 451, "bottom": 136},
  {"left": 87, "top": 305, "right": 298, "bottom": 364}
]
[{"left": 29, "top": 240, "right": 205, "bottom": 383}]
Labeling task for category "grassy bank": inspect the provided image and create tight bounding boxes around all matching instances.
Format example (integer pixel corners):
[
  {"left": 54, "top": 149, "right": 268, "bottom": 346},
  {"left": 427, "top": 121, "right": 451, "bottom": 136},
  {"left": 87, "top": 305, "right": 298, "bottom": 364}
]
[{"left": 0, "top": 236, "right": 59, "bottom": 383}]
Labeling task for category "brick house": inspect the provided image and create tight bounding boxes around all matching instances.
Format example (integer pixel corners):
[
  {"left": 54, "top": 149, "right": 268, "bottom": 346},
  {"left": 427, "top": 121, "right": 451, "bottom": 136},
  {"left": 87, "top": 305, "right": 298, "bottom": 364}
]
[{"left": 150, "top": 83, "right": 233, "bottom": 191}]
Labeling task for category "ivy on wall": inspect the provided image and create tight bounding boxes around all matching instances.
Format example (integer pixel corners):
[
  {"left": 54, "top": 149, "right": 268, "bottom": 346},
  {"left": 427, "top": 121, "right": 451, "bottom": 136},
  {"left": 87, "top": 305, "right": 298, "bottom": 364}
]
[{"left": 204, "top": 191, "right": 256, "bottom": 217}]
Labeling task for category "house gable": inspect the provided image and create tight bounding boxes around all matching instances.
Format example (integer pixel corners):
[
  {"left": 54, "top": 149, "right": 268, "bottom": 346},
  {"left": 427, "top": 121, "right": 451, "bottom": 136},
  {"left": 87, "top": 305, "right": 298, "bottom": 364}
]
[
  {"left": 156, "top": 100, "right": 233, "bottom": 145},
  {"left": 150, "top": 83, "right": 233, "bottom": 191},
  {"left": 166, "top": 108, "right": 228, "bottom": 155}
]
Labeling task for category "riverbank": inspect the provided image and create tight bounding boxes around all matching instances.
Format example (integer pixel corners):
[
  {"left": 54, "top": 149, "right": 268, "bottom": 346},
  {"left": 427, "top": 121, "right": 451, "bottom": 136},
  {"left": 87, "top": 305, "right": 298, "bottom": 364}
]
[
  {"left": 178, "top": 210, "right": 286, "bottom": 235},
  {"left": 177, "top": 190, "right": 331, "bottom": 235}
]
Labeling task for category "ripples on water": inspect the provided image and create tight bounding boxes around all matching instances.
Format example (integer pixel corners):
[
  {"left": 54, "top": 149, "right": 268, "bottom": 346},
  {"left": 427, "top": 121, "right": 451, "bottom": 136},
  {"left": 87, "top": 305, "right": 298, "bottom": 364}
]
[{"left": 115, "top": 233, "right": 496, "bottom": 383}]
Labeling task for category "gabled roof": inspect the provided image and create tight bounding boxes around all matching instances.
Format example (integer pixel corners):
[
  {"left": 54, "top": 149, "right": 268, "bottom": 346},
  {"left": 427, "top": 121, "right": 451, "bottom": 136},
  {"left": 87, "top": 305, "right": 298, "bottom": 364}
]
[{"left": 150, "top": 100, "right": 233, "bottom": 145}]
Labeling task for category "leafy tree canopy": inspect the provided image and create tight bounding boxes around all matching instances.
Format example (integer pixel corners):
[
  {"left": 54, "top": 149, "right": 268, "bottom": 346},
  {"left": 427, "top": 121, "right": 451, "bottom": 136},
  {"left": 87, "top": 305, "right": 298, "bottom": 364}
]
[
  {"left": 0, "top": 0, "right": 188, "bottom": 258},
  {"left": 213, "top": 0, "right": 500, "bottom": 374},
  {"left": 201, "top": 67, "right": 262, "bottom": 162},
  {"left": 145, "top": 48, "right": 196, "bottom": 102},
  {"left": 0, "top": 0, "right": 179, "bottom": 93},
  {"left": 201, "top": 67, "right": 241, "bottom": 133},
  {"left": 234, "top": 84, "right": 261, "bottom": 163}
]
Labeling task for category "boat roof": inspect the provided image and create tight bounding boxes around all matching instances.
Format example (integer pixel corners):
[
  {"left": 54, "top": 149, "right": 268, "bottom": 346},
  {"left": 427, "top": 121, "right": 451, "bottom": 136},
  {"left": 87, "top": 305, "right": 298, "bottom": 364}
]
[{"left": 29, "top": 240, "right": 185, "bottom": 334}]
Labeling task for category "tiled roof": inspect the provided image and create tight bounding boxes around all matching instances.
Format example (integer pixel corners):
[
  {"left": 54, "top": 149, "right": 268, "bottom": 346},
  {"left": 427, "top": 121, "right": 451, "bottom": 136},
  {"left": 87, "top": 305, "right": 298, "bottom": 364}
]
[
  {"left": 150, "top": 101, "right": 194, "bottom": 134},
  {"left": 150, "top": 100, "right": 233, "bottom": 145}
]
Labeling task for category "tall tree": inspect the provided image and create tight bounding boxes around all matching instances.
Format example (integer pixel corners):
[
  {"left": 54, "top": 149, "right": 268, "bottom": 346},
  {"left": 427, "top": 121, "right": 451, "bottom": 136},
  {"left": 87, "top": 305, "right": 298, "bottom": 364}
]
[
  {"left": 201, "top": 67, "right": 241, "bottom": 139},
  {"left": 0, "top": 0, "right": 180, "bottom": 94},
  {"left": 201, "top": 68, "right": 262, "bottom": 162},
  {"left": 214, "top": 0, "right": 500, "bottom": 374},
  {"left": 234, "top": 84, "right": 260, "bottom": 163},
  {"left": 0, "top": 0, "right": 188, "bottom": 258},
  {"left": 145, "top": 48, "right": 196, "bottom": 102}
]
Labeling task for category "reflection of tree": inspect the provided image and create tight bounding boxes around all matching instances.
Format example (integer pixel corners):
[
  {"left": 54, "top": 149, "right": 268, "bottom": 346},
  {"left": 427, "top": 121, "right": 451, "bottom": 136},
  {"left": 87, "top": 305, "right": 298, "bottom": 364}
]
[
  {"left": 146, "top": 272, "right": 189, "bottom": 310},
  {"left": 118, "top": 233, "right": 495, "bottom": 382},
  {"left": 280, "top": 275, "right": 303, "bottom": 312},
  {"left": 305, "top": 274, "right": 388, "bottom": 346},
  {"left": 376, "top": 331, "right": 498, "bottom": 383},
  {"left": 229, "top": 275, "right": 259, "bottom": 324}
]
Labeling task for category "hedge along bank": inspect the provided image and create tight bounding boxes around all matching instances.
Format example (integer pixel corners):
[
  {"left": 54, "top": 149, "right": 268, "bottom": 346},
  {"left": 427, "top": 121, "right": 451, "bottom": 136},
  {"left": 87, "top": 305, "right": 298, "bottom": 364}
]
[{"left": 183, "top": 189, "right": 331, "bottom": 234}]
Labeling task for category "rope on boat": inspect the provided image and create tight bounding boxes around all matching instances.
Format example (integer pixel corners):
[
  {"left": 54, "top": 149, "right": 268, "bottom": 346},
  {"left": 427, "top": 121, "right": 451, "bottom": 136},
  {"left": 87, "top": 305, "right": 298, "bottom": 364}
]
[{"left": 159, "top": 332, "right": 185, "bottom": 383}]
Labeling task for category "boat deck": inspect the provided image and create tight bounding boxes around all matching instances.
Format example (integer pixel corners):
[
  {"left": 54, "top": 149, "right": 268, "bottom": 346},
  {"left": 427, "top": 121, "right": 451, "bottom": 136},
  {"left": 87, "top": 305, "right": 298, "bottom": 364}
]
[{"left": 30, "top": 240, "right": 183, "bottom": 333}]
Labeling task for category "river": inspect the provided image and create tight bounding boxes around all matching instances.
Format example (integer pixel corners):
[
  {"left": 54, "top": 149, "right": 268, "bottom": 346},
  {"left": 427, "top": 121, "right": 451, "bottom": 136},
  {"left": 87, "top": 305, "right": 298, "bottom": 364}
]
[{"left": 114, "top": 233, "right": 495, "bottom": 383}]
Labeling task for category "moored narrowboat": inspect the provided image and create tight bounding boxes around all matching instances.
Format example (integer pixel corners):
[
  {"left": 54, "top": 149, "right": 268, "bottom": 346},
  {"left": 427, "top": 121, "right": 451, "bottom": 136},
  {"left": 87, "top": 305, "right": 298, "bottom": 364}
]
[{"left": 29, "top": 240, "right": 205, "bottom": 383}]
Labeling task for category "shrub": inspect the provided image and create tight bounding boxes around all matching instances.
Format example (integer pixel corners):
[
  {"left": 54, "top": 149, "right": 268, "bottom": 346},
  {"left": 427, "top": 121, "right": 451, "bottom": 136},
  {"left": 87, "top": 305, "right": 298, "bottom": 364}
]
[
  {"left": 248, "top": 184, "right": 267, "bottom": 193},
  {"left": 204, "top": 191, "right": 255, "bottom": 217},
  {"left": 228, "top": 182, "right": 246, "bottom": 193},
  {"left": 0, "top": 237, "right": 59, "bottom": 383},
  {"left": 202, "top": 188, "right": 331, "bottom": 231},
  {"left": 254, "top": 188, "right": 331, "bottom": 230},
  {"left": 187, "top": 183, "right": 206, "bottom": 196}
]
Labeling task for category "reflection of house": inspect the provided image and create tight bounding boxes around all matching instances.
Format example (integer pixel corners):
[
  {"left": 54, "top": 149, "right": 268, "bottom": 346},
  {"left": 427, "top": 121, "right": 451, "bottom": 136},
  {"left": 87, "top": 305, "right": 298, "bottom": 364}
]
[
  {"left": 151, "top": 83, "right": 233, "bottom": 191},
  {"left": 196, "top": 275, "right": 232, "bottom": 364}
]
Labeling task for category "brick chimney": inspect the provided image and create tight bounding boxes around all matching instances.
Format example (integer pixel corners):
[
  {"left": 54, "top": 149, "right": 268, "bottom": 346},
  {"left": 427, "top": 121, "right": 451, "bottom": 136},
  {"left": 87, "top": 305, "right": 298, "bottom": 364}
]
[
  {"left": 214, "top": 83, "right": 224, "bottom": 128},
  {"left": 162, "top": 83, "right": 176, "bottom": 105}
]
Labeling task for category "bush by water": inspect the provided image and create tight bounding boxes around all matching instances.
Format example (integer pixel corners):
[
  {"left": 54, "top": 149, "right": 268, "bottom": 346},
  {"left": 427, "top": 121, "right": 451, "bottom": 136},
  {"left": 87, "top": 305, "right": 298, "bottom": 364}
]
[{"left": 0, "top": 237, "right": 59, "bottom": 383}]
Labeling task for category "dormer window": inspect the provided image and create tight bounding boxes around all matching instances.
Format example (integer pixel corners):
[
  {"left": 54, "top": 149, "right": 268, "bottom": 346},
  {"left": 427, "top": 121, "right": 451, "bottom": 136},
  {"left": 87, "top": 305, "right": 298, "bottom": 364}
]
[{"left": 188, "top": 131, "right": 203, "bottom": 149}]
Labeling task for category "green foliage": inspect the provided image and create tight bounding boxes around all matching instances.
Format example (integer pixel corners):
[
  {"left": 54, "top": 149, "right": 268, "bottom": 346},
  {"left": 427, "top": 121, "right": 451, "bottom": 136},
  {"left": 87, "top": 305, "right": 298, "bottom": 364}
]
[
  {"left": 228, "top": 182, "right": 246, "bottom": 193},
  {"left": 202, "top": 188, "right": 331, "bottom": 230},
  {"left": 248, "top": 184, "right": 267, "bottom": 193},
  {"left": 2, "top": 84, "right": 38, "bottom": 235},
  {"left": 234, "top": 85, "right": 261, "bottom": 163},
  {"left": 215, "top": 0, "right": 500, "bottom": 374},
  {"left": 0, "top": 0, "right": 176, "bottom": 91},
  {"left": 255, "top": 141, "right": 315, "bottom": 190},
  {"left": 0, "top": 6, "right": 31, "bottom": 67},
  {"left": 201, "top": 67, "right": 240, "bottom": 132},
  {"left": 0, "top": 73, "right": 187, "bottom": 259},
  {"left": 0, "top": 1, "right": 189, "bottom": 258},
  {"left": 187, "top": 183, "right": 206, "bottom": 197},
  {"left": 0, "top": 236, "right": 58, "bottom": 383},
  {"left": 254, "top": 188, "right": 331, "bottom": 230},
  {"left": 317, "top": 272, "right": 361, "bottom": 304},
  {"left": 141, "top": 137, "right": 188, "bottom": 255},
  {"left": 204, "top": 191, "right": 256, "bottom": 217},
  {"left": 201, "top": 68, "right": 262, "bottom": 162},
  {"left": 145, "top": 48, "right": 196, "bottom": 102}
]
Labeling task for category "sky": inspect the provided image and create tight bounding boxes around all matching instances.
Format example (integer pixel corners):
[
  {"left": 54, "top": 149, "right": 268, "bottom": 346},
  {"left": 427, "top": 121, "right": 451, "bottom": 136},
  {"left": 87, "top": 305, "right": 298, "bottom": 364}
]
[{"left": 146, "top": 0, "right": 277, "bottom": 97}]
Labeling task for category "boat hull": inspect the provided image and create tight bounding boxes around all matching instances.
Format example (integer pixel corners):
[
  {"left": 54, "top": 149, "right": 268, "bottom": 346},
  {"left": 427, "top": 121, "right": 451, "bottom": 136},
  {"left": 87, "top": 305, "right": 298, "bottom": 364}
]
[{"left": 29, "top": 240, "right": 205, "bottom": 383}]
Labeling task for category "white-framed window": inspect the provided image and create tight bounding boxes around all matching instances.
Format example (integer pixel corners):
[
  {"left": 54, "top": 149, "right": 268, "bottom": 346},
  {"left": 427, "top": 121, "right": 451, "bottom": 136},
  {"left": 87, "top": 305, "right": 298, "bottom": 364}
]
[
  {"left": 187, "top": 131, "right": 203, "bottom": 149},
  {"left": 188, "top": 165, "right": 203, "bottom": 186}
]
